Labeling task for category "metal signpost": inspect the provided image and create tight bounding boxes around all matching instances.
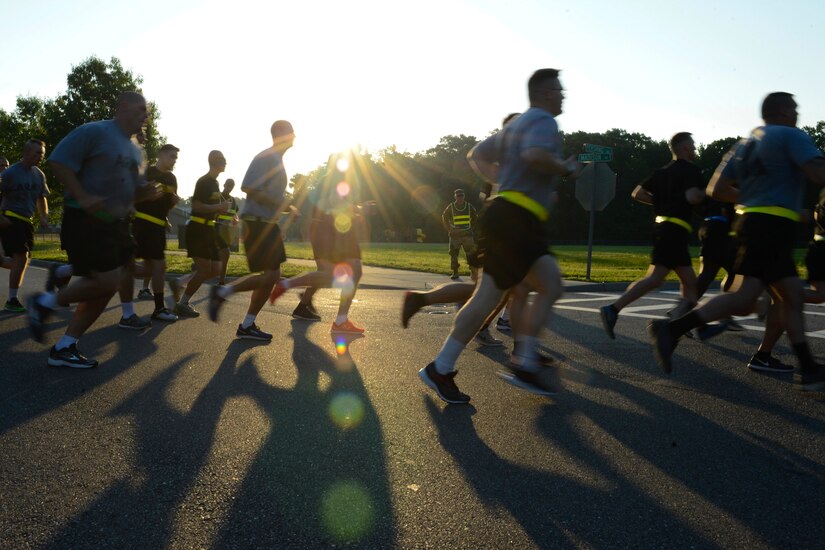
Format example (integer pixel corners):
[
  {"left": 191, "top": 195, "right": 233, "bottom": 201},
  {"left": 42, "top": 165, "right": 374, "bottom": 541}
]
[{"left": 575, "top": 145, "right": 616, "bottom": 280}]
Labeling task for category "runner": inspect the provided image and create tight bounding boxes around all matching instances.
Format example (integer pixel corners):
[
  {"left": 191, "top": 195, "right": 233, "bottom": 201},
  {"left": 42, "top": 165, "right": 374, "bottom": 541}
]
[{"left": 216, "top": 178, "right": 239, "bottom": 286}]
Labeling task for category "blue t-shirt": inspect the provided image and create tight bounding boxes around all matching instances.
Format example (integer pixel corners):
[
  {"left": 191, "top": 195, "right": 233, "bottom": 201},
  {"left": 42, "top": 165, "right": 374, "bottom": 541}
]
[
  {"left": 49, "top": 119, "right": 145, "bottom": 218},
  {"left": 240, "top": 147, "right": 287, "bottom": 219},
  {"left": 719, "top": 125, "right": 823, "bottom": 212},
  {"left": 0, "top": 162, "right": 49, "bottom": 217},
  {"left": 474, "top": 106, "right": 563, "bottom": 212}
]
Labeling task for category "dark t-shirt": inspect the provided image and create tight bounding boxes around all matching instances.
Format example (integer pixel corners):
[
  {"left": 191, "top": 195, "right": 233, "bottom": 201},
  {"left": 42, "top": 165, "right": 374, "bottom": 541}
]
[
  {"left": 641, "top": 159, "right": 703, "bottom": 221},
  {"left": 136, "top": 166, "right": 177, "bottom": 220},
  {"left": 814, "top": 188, "right": 825, "bottom": 237},
  {"left": 192, "top": 174, "right": 222, "bottom": 220}
]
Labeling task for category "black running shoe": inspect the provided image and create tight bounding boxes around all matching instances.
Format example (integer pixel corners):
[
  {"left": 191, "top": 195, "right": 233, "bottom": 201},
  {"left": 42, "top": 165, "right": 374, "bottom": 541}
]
[
  {"left": 48, "top": 344, "right": 98, "bottom": 368},
  {"left": 418, "top": 362, "right": 470, "bottom": 404},
  {"left": 495, "top": 317, "right": 512, "bottom": 333},
  {"left": 27, "top": 293, "right": 53, "bottom": 343},
  {"left": 796, "top": 367, "right": 825, "bottom": 392},
  {"left": 697, "top": 321, "right": 728, "bottom": 341},
  {"left": 292, "top": 302, "right": 321, "bottom": 321},
  {"left": 208, "top": 285, "right": 225, "bottom": 322},
  {"left": 151, "top": 307, "right": 178, "bottom": 322},
  {"left": 118, "top": 314, "right": 152, "bottom": 330},
  {"left": 401, "top": 291, "right": 425, "bottom": 328},
  {"left": 173, "top": 303, "right": 199, "bottom": 318},
  {"left": 498, "top": 364, "right": 561, "bottom": 396},
  {"left": 600, "top": 304, "right": 618, "bottom": 339},
  {"left": 236, "top": 323, "right": 272, "bottom": 341},
  {"left": 137, "top": 288, "right": 154, "bottom": 300},
  {"left": 748, "top": 354, "right": 794, "bottom": 373},
  {"left": 648, "top": 319, "right": 675, "bottom": 374},
  {"left": 726, "top": 319, "right": 746, "bottom": 332},
  {"left": 4, "top": 297, "right": 25, "bottom": 312}
]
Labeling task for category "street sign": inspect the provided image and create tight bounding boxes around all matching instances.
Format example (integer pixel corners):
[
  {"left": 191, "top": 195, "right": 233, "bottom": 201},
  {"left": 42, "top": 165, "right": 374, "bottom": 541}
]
[
  {"left": 577, "top": 152, "right": 613, "bottom": 163},
  {"left": 575, "top": 162, "right": 616, "bottom": 212},
  {"left": 583, "top": 143, "right": 613, "bottom": 154}
]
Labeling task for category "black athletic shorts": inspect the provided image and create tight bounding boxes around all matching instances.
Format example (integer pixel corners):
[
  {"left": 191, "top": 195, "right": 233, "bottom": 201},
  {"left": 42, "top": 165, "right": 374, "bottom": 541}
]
[
  {"left": 243, "top": 220, "right": 286, "bottom": 272},
  {"left": 186, "top": 221, "right": 219, "bottom": 261},
  {"left": 61, "top": 207, "right": 133, "bottom": 276},
  {"left": 309, "top": 217, "right": 361, "bottom": 264},
  {"left": 698, "top": 219, "right": 734, "bottom": 269},
  {"left": 805, "top": 240, "right": 825, "bottom": 282},
  {"left": 479, "top": 198, "right": 550, "bottom": 290},
  {"left": 650, "top": 221, "right": 692, "bottom": 269},
  {"left": 132, "top": 218, "right": 167, "bottom": 261},
  {"left": 733, "top": 213, "right": 797, "bottom": 284},
  {"left": 0, "top": 216, "right": 34, "bottom": 255}
]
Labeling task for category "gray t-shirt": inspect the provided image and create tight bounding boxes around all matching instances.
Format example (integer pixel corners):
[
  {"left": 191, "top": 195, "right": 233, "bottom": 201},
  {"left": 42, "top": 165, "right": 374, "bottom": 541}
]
[
  {"left": 0, "top": 162, "right": 49, "bottom": 217},
  {"left": 719, "top": 125, "right": 824, "bottom": 212},
  {"left": 474, "top": 106, "right": 563, "bottom": 213},
  {"left": 49, "top": 119, "right": 145, "bottom": 218},
  {"left": 240, "top": 147, "right": 287, "bottom": 219}
]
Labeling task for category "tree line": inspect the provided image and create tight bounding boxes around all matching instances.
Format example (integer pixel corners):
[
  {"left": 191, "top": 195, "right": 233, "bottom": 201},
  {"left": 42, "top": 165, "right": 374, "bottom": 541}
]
[{"left": 3, "top": 56, "right": 825, "bottom": 242}]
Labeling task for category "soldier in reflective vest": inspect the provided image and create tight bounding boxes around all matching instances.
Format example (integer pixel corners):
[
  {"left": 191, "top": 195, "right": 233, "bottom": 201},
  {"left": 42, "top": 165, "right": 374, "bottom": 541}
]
[
  {"left": 216, "top": 178, "right": 239, "bottom": 285},
  {"left": 442, "top": 188, "right": 478, "bottom": 279}
]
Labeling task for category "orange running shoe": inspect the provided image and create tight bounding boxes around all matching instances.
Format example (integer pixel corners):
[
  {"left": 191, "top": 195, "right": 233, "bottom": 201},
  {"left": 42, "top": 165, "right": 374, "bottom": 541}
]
[{"left": 331, "top": 319, "right": 365, "bottom": 334}]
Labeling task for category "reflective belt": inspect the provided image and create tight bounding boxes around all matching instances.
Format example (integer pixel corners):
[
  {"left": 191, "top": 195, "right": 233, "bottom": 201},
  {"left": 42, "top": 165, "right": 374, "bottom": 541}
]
[
  {"left": 134, "top": 211, "right": 166, "bottom": 226},
  {"left": 815, "top": 234, "right": 825, "bottom": 242},
  {"left": 64, "top": 199, "right": 117, "bottom": 223},
  {"left": 736, "top": 205, "right": 800, "bottom": 222},
  {"left": 190, "top": 216, "right": 215, "bottom": 226},
  {"left": 217, "top": 214, "right": 235, "bottom": 222},
  {"left": 655, "top": 216, "right": 692, "bottom": 232},
  {"left": 703, "top": 215, "right": 728, "bottom": 223},
  {"left": 498, "top": 191, "right": 549, "bottom": 222},
  {"left": 158, "top": 184, "right": 176, "bottom": 194},
  {"left": 2, "top": 210, "right": 32, "bottom": 224},
  {"left": 241, "top": 215, "right": 278, "bottom": 224}
]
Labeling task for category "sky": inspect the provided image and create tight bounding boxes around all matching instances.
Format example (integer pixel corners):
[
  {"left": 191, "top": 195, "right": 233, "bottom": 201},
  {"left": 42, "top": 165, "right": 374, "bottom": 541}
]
[{"left": 2, "top": 0, "right": 825, "bottom": 197}]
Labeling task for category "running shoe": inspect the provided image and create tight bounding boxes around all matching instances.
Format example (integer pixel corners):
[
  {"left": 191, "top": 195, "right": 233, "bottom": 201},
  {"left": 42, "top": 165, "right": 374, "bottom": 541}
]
[
  {"left": 236, "top": 323, "right": 272, "bottom": 341},
  {"left": 4, "top": 298, "right": 26, "bottom": 312},
  {"left": 509, "top": 351, "right": 556, "bottom": 368},
  {"left": 474, "top": 328, "right": 504, "bottom": 347},
  {"left": 648, "top": 319, "right": 675, "bottom": 374},
  {"left": 725, "top": 319, "right": 745, "bottom": 331},
  {"left": 27, "top": 293, "right": 53, "bottom": 342},
  {"left": 795, "top": 367, "right": 825, "bottom": 392},
  {"left": 747, "top": 354, "right": 794, "bottom": 373},
  {"left": 118, "top": 314, "right": 152, "bottom": 330},
  {"left": 498, "top": 364, "right": 561, "bottom": 396},
  {"left": 600, "top": 304, "right": 618, "bottom": 339},
  {"left": 495, "top": 317, "right": 512, "bottom": 333},
  {"left": 48, "top": 344, "right": 98, "bottom": 368},
  {"left": 173, "top": 303, "right": 200, "bottom": 318},
  {"left": 331, "top": 319, "right": 365, "bottom": 334},
  {"left": 697, "top": 322, "right": 728, "bottom": 341},
  {"left": 151, "top": 307, "right": 178, "bottom": 322},
  {"left": 46, "top": 263, "right": 71, "bottom": 292},
  {"left": 418, "top": 362, "right": 470, "bottom": 404},
  {"left": 292, "top": 302, "right": 321, "bottom": 321},
  {"left": 208, "top": 285, "right": 225, "bottom": 322},
  {"left": 137, "top": 288, "right": 154, "bottom": 300},
  {"left": 401, "top": 291, "right": 425, "bottom": 328}
]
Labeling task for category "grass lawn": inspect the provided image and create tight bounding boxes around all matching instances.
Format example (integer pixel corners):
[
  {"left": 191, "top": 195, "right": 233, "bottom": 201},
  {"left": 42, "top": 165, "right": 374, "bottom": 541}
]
[{"left": 30, "top": 234, "right": 808, "bottom": 283}]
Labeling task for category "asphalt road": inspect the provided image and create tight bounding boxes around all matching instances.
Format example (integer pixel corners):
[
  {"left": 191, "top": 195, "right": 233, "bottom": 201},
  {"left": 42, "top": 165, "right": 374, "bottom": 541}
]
[{"left": 1, "top": 267, "right": 824, "bottom": 548}]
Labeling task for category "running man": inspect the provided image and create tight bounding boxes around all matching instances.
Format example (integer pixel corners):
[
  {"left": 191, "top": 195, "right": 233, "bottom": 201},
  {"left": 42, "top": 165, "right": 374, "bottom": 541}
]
[
  {"left": 600, "top": 132, "right": 705, "bottom": 339},
  {"left": 207, "top": 120, "right": 295, "bottom": 340},
  {"left": 173, "top": 150, "right": 229, "bottom": 318},
  {"left": 419, "top": 68, "right": 580, "bottom": 403},
  {"left": 0, "top": 139, "right": 50, "bottom": 311},
  {"left": 649, "top": 92, "right": 825, "bottom": 391},
  {"left": 216, "top": 178, "right": 239, "bottom": 286},
  {"left": 29, "top": 91, "right": 160, "bottom": 368}
]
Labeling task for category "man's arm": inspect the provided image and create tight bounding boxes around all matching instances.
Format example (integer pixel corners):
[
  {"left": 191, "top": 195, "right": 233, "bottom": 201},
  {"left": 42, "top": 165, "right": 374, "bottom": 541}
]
[
  {"left": 521, "top": 148, "right": 579, "bottom": 176},
  {"left": 36, "top": 196, "right": 49, "bottom": 228},
  {"left": 706, "top": 171, "right": 739, "bottom": 203},
  {"left": 631, "top": 185, "right": 653, "bottom": 205},
  {"left": 192, "top": 199, "right": 229, "bottom": 214},
  {"left": 48, "top": 160, "right": 105, "bottom": 212},
  {"left": 467, "top": 143, "right": 499, "bottom": 184},
  {"left": 685, "top": 186, "right": 706, "bottom": 206},
  {"left": 802, "top": 158, "right": 825, "bottom": 186}
]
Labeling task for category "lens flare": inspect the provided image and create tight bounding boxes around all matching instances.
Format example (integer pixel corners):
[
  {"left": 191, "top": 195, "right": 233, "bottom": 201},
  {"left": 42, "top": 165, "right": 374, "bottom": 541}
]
[
  {"left": 329, "top": 391, "right": 365, "bottom": 430},
  {"left": 336, "top": 157, "right": 350, "bottom": 173},
  {"left": 321, "top": 480, "right": 374, "bottom": 542},
  {"left": 334, "top": 213, "right": 352, "bottom": 233},
  {"left": 336, "top": 181, "right": 350, "bottom": 198},
  {"left": 411, "top": 185, "right": 440, "bottom": 214},
  {"left": 335, "top": 338, "right": 348, "bottom": 356}
]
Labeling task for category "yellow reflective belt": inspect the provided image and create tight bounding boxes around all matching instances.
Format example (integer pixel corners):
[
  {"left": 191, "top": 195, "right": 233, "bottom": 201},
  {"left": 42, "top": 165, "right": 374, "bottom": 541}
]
[
  {"left": 815, "top": 234, "right": 825, "bottom": 242},
  {"left": 241, "top": 215, "right": 277, "bottom": 224},
  {"left": 134, "top": 211, "right": 166, "bottom": 226},
  {"left": 190, "top": 216, "right": 215, "bottom": 226},
  {"left": 217, "top": 214, "right": 234, "bottom": 221},
  {"left": 158, "top": 184, "right": 176, "bottom": 194},
  {"left": 498, "top": 191, "right": 549, "bottom": 222},
  {"left": 737, "top": 205, "right": 800, "bottom": 222},
  {"left": 655, "top": 216, "right": 692, "bottom": 232},
  {"left": 2, "top": 210, "right": 32, "bottom": 223},
  {"left": 728, "top": 231, "right": 737, "bottom": 237}
]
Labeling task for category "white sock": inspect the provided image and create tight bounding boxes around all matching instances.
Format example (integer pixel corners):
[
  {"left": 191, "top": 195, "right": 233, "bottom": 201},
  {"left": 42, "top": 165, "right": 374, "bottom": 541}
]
[
  {"left": 334, "top": 314, "right": 348, "bottom": 325},
  {"left": 38, "top": 292, "right": 58, "bottom": 310},
  {"left": 8, "top": 288, "right": 18, "bottom": 300},
  {"left": 514, "top": 335, "right": 540, "bottom": 370},
  {"left": 180, "top": 293, "right": 192, "bottom": 306},
  {"left": 121, "top": 302, "right": 135, "bottom": 318},
  {"left": 434, "top": 336, "right": 464, "bottom": 374},
  {"left": 241, "top": 314, "right": 257, "bottom": 329},
  {"left": 55, "top": 264, "right": 73, "bottom": 278},
  {"left": 55, "top": 335, "right": 78, "bottom": 351},
  {"left": 217, "top": 285, "right": 234, "bottom": 299}
]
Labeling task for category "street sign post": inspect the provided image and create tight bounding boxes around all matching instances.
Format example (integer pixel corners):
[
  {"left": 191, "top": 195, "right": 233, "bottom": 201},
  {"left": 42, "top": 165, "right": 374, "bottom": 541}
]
[{"left": 574, "top": 159, "right": 617, "bottom": 280}]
